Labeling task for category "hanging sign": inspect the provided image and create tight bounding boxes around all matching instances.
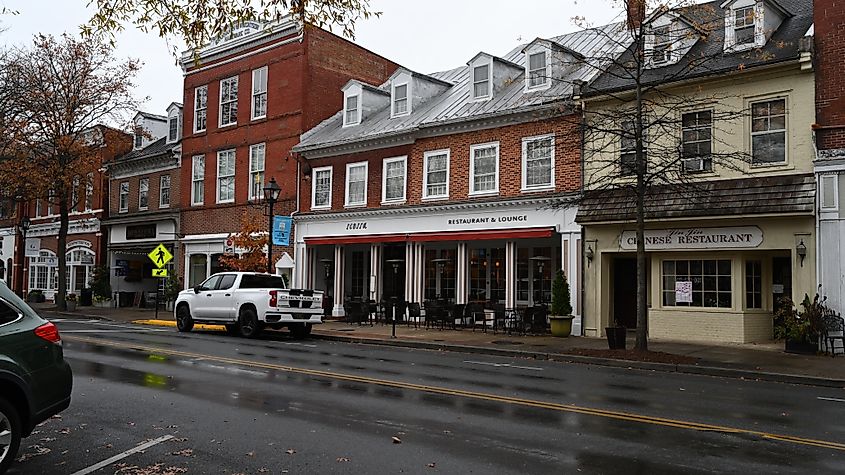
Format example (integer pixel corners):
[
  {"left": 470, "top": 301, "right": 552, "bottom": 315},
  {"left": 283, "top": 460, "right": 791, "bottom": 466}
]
[
  {"left": 273, "top": 216, "right": 292, "bottom": 246},
  {"left": 25, "top": 238, "right": 41, "bottom": 257},
  {"left": 620, "top": 226, "right": 763, "bottom": 251}
]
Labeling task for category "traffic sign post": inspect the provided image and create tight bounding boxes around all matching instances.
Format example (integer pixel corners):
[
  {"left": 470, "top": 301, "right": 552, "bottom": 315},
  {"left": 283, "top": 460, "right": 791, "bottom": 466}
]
[{"left": 148, "top": 244, "right": 173, "bottom": 321}]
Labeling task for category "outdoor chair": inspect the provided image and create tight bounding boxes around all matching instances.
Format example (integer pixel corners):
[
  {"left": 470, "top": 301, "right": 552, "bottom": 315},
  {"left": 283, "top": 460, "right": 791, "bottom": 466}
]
[
  {"left": 823, "top": 312, "right": 845, "bottom": 357},
  {"left": 468, "top": 303, "right": 491, "bottom": 332},
  {"left": 451, "top": 303, "right": 467, "bottom": 329},
  {"left": 407, "top": 302, "right": 422, "bottom": 328},
  {"left": 493, "top": 303, "right": 506, "bottom": 334},
  {"left": 503, "top": 308, "right": 525, "bottom": 335}
]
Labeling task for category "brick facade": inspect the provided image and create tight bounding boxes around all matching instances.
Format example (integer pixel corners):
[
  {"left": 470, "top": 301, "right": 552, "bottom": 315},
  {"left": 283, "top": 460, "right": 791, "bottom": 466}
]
[
  {"left": 110, "top": 169, "right": 181, "bottom": 216},
  {"left": 814, "top": 0, "right": 845, "bottom": 150}
]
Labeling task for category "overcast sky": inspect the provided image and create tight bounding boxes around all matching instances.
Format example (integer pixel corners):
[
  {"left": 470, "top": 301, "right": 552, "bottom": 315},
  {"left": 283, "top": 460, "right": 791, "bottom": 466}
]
[{"left": 1, "top": 0, "right": 622, "bottom": 116}]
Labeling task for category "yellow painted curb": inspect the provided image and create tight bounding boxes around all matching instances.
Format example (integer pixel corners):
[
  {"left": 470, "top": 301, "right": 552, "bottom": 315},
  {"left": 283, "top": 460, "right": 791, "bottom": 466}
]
[{"left": 133, "top": 319, "right": 226, "bottom": 331}]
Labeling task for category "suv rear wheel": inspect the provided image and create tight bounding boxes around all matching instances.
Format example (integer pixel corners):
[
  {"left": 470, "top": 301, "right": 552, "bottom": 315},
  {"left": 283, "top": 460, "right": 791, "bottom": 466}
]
[{"left": 0, "top": 396, "right": 22, "bottom": 474}]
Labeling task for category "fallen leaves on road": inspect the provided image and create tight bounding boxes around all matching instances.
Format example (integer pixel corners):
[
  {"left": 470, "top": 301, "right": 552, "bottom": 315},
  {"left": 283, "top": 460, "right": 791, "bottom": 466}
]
[
  {"left": 286, "top": 448, "right": 296, "bottom": 455},
  {"left": 392, "top": 437, "right": 402, "bottom": 444},
  {"left": 170, "top": 449, "right": 194, "bottom": 457},
  {"left": 15, "top": 445, "right": 51, "bottom": 462},
  {"left": 114, "top": 463, "right": 188, "bottom": 475},
  {"left": 246, "top": 451, "right": 256, "bottom": 457},
  {"left": 337, "top": 457, "right": 350, "bottom": 463}
]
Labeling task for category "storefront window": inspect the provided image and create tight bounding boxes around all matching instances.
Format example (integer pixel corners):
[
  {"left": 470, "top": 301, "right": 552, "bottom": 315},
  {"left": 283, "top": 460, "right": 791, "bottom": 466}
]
[
  {"left": 424, "top": 249, "right": 456, "bottom": 301},
  {"left": 469, "top": 247, "right": 505, "bottom": 303},
  {"left": 745, "top": 260, "right": 762, "bottom": 309},
  {"left": 349, "top": 251, "right": 367, "bottom": 299},
  {"left": 189, "top": 254, "right": 207, "bottom": 288},
  {"left": 662, "top": 259, "right": 731, "bottom": 308}
]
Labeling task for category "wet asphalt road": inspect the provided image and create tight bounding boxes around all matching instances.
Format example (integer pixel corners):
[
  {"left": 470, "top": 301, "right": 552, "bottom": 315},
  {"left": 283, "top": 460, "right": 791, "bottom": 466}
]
[{"left": 7, "top": 318, "right": 845, "bottom": 474}]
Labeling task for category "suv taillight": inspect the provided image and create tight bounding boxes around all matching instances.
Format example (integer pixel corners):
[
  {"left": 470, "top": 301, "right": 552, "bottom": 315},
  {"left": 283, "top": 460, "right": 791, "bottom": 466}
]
[
  {"left": 35, "top": 322, "right": 62, "bottom": 345},
  {"left": 269, "top": 290, "right": 278, "bottom": 307}
]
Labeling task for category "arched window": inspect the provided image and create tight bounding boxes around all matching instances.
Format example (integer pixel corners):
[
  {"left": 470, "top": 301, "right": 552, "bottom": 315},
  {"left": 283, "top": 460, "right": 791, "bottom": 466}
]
[{"left": 29, "top": 250, "right": 58, "bottom": 291}]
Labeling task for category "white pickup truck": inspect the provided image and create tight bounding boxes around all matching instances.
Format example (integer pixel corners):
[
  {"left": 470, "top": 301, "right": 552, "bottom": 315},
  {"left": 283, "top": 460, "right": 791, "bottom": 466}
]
[{"left": 174, "top": 272, "right": 324, "bottom": 339}]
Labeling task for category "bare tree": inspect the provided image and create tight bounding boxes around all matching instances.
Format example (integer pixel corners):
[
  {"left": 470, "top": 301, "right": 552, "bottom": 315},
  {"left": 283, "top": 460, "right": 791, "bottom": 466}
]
[{"left": 0, "top": 34, "right": 137, "bottom": 309}]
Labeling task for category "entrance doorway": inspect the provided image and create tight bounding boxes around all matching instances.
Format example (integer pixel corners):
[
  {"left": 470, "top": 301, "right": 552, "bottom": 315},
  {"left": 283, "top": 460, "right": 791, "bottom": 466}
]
[
  {"left": 772, "top": 256, "right": 792, "bottom": 312},
  {"left": 613, "top": 257, "right": 638, "bottom": 328}
]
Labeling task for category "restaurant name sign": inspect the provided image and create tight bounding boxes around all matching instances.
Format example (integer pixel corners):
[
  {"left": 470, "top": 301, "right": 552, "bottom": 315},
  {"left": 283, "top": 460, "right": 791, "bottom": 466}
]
[{"left": 620, "top": 226, "right": 763, "bottom": 250}]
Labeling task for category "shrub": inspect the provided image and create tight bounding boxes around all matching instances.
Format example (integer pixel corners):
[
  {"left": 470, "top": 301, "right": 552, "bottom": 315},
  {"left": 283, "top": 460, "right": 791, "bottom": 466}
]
[
  {"left": 89, "top": 265, "right": 112, "bottom": 300},
  {"left": 551, "top": 270, "right": 573, "bottom": 316}
]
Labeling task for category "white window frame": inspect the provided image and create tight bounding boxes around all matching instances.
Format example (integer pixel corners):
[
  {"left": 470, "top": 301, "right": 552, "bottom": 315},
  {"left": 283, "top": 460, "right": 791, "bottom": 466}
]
[
  {"left": 138, "top": 177, "right": 149, "bottom": 211},
  {"left": 119, "top": 182, "right": 129, "bottom": 213},
  {"left": 345, "top": 161, "right": 368, "bottom": 207},
  {"left": 311, "top": 166, "right": 333, "bottom": 210},
  {"left": 191, "top": 155, "right": 205, "bottom": 206},
  {"left": 469, "top": 142, "right": 500, "bottom": 196},
  {"left": 650, "top": 24, "right": 672, "bottom": 65},
  {"left": 194, "top": 85, "right": 208, "bottom": 133},
  {"left": 219, "top": 76, "right": 239, "bottom": 127},
  {"left": 248, "top": 143, "right": 266, "bottom": 201},
  {"left": 821, "top": 174, "right": 839, "bottom": 212},
  {"left": 525, "top": 49, "right": 550, "bottom": 91},
  {"left": 733, "top": 5, "right": 756, "bottom": 47},
  {"left": 216, "top": 149, "right": 236, "bottom": 204},
  {"left": 680, "top": 109, "right": 714, "bottom": 173},
  {"left": 391, "top": 82, "right": 410, "bottom": 118},
  {"left": 343, "top": 94, "right": 361, "bottom": 127},
  {"left": 167, "top": 113, "right": 179, "bottom": 143},
  {"left": 251, "top": 66, "right": 267, "bottom": 120},
  {"left": 160, "top": 175, "right": 171, "bottom": 208},
  {"left": 472, "top": 63, "right": 491, "bottom": 101},
  {"left": 749, "top": 96, "right": 787, "bottom": 166},
  {"left": 422, "top": 149, "right": 450, "bottom": 200},
  {"left": 381, "top": 156, "right": 408, "bottom": 204},
  {"left": 521, "top": 134, "right": 556, "bottom": 191}
]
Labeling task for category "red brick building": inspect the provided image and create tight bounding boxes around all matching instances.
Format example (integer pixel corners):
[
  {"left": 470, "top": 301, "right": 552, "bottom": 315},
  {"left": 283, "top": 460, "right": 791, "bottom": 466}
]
[
  {"left": 291, "top": 33, "right": 603, "bottom": 328},
  {"left": 178, "top": 20, "right": 397, "bottom": 288},
  {"left": 814, "top": 0, "right": 845, "bottom": 312}
]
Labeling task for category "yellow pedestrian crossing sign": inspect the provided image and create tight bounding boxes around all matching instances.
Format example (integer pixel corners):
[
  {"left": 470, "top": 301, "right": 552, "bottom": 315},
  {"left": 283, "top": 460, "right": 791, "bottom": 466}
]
[
  {"left": 148, "top": 244, "right": 173, "bottom": 268},
  {"left": 152, "top": 268, "right": 168, "bottom": 278}
]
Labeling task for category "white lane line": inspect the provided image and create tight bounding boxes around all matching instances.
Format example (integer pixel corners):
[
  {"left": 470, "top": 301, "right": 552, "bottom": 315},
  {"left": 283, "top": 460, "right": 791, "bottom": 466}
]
[
  {"left": 70, "top": 434, "right": 174, "bottom": 475},
  {"left": 817, "top": 396, "right": 845, "bottom": 403},
  {"left": 282, "top": 342, "right": 317, "bottom": 348},
  {"left": 464, "top": 360, "right": 544, "bottom": 371}
]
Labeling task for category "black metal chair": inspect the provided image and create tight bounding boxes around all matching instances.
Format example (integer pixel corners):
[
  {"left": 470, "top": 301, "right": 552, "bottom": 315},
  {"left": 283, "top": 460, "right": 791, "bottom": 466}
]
[
  {"left": 394, "top": 300, "right": 408, "bottom": 324},
  {"left": 407, "top": 302, "right": 422, "bottom": 328},
  {"left": 503, "top": 307, "right": 524, "bottom": 335},
  {"left": 468, "top": 303, "right": 491, "bottom": 332},
  {"left": 450, "top": 303, "right": 467, "bottom": 329},
  {"left": 823, "top": 312, "right": 845, "bottom": 357}
]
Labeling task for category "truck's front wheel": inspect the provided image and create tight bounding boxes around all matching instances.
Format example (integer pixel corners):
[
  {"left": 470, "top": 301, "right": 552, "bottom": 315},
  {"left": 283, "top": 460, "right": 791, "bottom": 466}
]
[
  {"left": 290, "top": 323, "right": 312, "bottom": 340},
  {"left": 238, "top": 307, "right": 262, "bottom": 339},
  {"left": 176, "top": 305, "right": 194, "bottom": 333}
]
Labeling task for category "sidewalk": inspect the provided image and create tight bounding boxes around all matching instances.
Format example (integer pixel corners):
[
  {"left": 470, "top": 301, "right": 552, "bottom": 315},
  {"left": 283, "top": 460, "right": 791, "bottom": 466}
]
[{"left": 36, "top": 303, "right": 845, "bottom": 388}]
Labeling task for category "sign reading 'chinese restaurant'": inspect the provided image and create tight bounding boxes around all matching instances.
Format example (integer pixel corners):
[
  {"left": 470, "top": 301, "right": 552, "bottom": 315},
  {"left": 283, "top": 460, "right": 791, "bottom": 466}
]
[{"left": 620, "top": 226, "right": 763, "bottom": 251}]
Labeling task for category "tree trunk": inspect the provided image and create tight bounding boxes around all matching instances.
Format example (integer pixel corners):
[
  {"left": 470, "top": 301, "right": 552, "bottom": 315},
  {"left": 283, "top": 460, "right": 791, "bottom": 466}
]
[
  {"left": 635, "top": 189, "right": 648, "bottom": 351},
  {"left": 56, "top": 196, "right": 69, "bottom": 310}
]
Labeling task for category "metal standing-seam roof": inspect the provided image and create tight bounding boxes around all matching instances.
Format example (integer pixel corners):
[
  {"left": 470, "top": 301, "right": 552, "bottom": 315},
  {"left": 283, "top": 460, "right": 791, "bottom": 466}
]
[{"left": 294, "top": 22, "right": 628, "bottom": 154}]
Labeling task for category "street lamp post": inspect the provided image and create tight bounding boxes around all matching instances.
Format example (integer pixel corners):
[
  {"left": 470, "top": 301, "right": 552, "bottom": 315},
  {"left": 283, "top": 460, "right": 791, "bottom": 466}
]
[
  {"left": 262, "top": 177, "right": 281, "bottom": 274},
  {"left": 17, "top": 216, "right": 31, "bottom": 298}
]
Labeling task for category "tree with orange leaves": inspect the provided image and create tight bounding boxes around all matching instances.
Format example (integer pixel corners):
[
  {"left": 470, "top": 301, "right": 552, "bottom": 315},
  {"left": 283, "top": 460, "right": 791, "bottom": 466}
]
[
  {"left": 218, "top": 213, "right": 271, "bottom": 273},
  {"left": 0, "top": 34, "right": 138, "bottom": 309}
]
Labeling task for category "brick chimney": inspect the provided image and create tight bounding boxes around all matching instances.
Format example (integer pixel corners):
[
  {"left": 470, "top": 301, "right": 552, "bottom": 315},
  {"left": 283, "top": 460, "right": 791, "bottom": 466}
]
[
  {"left": 814, "top": 0, "right": 845, "bottom": 151},
  {"left": 627, "top": 0, "right": 647, "bottom": 31}
]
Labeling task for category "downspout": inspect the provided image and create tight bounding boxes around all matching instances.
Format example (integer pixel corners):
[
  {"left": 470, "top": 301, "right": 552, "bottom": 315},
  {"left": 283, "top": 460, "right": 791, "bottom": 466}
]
[
  {"left": 812, "top": 128, "right": 821, "bottom": 296},
  {"left": 579, "top": 99, "right": 587, "bottom": 337}
]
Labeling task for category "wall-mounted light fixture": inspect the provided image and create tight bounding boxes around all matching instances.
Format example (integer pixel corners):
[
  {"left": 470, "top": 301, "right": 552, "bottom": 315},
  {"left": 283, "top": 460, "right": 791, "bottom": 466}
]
[
  {"left": 796, "top": 240, "right": 807, "bottom": 267},
  {"left": 585, "top": 245, "right": 594, "bottom": 265}
]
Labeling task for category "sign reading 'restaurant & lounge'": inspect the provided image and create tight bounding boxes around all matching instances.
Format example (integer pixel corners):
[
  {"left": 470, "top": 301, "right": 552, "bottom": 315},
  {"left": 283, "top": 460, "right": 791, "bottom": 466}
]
[{"left": 620, "top": 226, "right": 763, "bottom": 250}]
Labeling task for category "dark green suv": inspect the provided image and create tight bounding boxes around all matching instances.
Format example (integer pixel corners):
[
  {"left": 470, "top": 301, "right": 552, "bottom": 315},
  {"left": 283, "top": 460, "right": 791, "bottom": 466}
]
[{"left": 0, "top": 283, "right": 72, "bottom": 474}]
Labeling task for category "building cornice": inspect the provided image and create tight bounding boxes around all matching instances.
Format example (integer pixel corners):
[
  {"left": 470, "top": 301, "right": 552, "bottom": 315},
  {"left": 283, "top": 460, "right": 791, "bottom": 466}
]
[{"left": 109, "top": 153, "right": 180, "bottom": 180}]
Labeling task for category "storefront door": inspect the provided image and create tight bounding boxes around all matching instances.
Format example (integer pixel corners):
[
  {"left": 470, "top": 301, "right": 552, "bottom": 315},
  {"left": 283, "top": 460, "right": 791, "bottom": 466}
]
[
  {"left": 613, "top": 257, "right": 638, "bottom": 328},
  {"left": 772, "top": 256, "right": 792, "bottom": 311}
]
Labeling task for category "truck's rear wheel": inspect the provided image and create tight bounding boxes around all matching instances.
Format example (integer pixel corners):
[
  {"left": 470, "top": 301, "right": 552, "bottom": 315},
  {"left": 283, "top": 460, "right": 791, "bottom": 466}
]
[
  {"left": 176, "top": 306, "right": 194, "bottom": 333},
  {"left": 238, "top": 308, "right": 261, "bottom": 339},
  {"left": 0, "top": 396, "right": 22, "bottom": 474},
  {"left": 290, "top": 323, "right": 312, "bottom": 340}
]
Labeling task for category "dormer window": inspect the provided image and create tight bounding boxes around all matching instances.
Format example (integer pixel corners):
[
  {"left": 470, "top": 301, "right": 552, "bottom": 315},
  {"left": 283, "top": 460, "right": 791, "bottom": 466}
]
[
  {"left": 167, "top": 114, "right": 179, "bottom": 142},
  {"left": 734, "top": 6, "right": 755, "bottom": 45},
  {"left": 651, "top": 25, "right": 672, "bottom": 64},
  {"left": 527, "top": 51, "right": 548, "bottom": 89},
  {"left": 472, "top": 64, "right": 491, "bottom": 100},
  {"left": 392, "top": 83, "right": 409, "bottom": 117},
  {"left": 133, "top": 126, "right": 143, "bottom": 149},
  {"left": 344, "top": 95, "right": 360, "bottom": 126}
]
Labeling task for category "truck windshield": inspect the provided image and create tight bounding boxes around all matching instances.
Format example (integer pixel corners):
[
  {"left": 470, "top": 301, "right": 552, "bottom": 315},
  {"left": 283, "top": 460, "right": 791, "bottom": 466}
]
[{"left": 239, "top": 275, "right": 285, "bottom": 289}]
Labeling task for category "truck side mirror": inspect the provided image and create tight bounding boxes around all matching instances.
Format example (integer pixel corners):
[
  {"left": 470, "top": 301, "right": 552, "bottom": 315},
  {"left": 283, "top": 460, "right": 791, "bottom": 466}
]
[{"left": 194, "top": 286, "right": 202, "bottom": 294}]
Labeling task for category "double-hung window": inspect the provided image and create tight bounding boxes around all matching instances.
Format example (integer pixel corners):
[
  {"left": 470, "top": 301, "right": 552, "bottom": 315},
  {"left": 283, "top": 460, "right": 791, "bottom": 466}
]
[
  {"left": 84, "top": 173, "right": 93, "bottom": 211},
  {"left": 751, "top": 98, "right": 786, "bottom": 165},
  {"left": 423, "top": 150, "right": 449, "bottom": 199},
  {"left": 344, "top": 95, "right": 360, "bottom": 126},
  {"left": 821, "top": 174, "right": 839, "bottom": 211},
  {"left": 382, "top": 156, "right": 407, "bottom": 203},
  {"left": 470, "top": 143, "right": 499, "bottom": 195},
  {"left": 160, "top": 175, "right": 171, "bottom": 208},
  {"left": 251, "top": 67, "right": 267, "bottom": 120},
  {"left": 194, "top": 85, "right": 207, "bottom": 132},
  {"left": 138, "top": 177, "right": 149, "bottom": 210},
  {"left": 392, "top": 84, "right": 408, "bottom": 116},
  {"left": 651, "top": 25, "right": 672, "bottom": 64},
  {"left": 312, "top": 167, "right": 332, "bottom": 209},
  {"left": 620, "top": 120, "right": 646, "bottom": 176},
  {"left": 734, "top": 6, "right": 756, "bottom": 46},
  {"left": 168, "top": 115, "right": 179, "bottom": 142},
  {"left": 249, "top": 143, "right": 265, "bottom": 201},
  {"left": 681, "top": 110, "right": 713, "bottom": 172},
  {"left": 522, "top": 135, "right": 555, "bottom": 190},
  {"left": 527, "top": 51, "right": 548, "bottom": 89},
  {"left": 746, "top": 260, "right": 762, "bottom": 309},
  {"left": 216, "top": 150, "right": 236, "bottom": 203},
  {"left": 119, "top": 182, "right": 129, "bottom": 213},
  {"left": 191, "top": 155, "right": 205, "bottom": 206},
  {"left": 219, "top": 76, "right": 238, "bottom": 127},
  {"left": 133, "top": 128, "right": 143, "bottom": 149},
  {"left": 345, "top": 162, "right": 367, "bottom": 207},
  {"left": 473, "top": 64, "right": 491, "bottom": 100}
]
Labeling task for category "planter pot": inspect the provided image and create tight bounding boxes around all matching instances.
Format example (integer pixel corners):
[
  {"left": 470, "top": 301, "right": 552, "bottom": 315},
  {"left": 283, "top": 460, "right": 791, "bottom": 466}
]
[
  {"left": 165, "top": 301, "right": 175, "bottom": 312},
  {"left": 606, "top": 327, "right": 627, "bottom": 350},
  {"left": 66, "top": 301, "right": 77, "bottom": 312},
  {"left": 549, "top": 315, "right": 574, "bottom": 337},
  {"left": 94, "top": 300, "right": 112, "bottom": 308},
  {"left": 784, "top": 339, "right": 818, "bottom": 355}
]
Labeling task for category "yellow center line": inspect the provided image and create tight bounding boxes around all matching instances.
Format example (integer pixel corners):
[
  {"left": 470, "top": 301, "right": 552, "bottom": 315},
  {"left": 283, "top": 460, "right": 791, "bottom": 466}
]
[{"left": 65, "top": 334, "right": 845, "bottom": 453}]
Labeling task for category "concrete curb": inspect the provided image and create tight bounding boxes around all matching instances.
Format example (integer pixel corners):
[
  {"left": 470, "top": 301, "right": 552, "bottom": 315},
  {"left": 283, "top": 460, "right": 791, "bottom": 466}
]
[{"left": 311, "top": 332, "right": 845, "bottom": 389}]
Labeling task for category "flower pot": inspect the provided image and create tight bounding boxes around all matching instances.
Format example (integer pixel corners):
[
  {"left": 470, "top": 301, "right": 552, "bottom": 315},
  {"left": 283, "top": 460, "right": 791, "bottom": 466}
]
[
  {"left": 66, "top": 301, "right": 77, "bottom": 312},
  {"left": 606, "top": 327, "right": 627, "bottom": 350},
  {"left": 784, "top": 339, "right": 818, "bottom": 355},
  {"left": 550, "top": 315, "right": 573, "bottom": 337}
]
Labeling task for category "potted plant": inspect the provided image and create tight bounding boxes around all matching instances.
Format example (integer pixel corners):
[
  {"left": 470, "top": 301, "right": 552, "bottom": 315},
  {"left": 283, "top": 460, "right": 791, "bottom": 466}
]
[
  {"left": 549, "top": 270, "right": 574, "bottom": 337},
  {"left": 605, "top": 313, "right": 627, "bottom": 350},
  {"left": 775, "top": 294, "right": 825, "bottom": 354},
  {"left": 163, "top": 276, "right": 183, "bottom": 312},
  {"left": 89, "top": 265, "right": 112, "bottom": 308},
  {"left": 27, "top": 290, "right": 44, "bottom": 303},
  {"left": 66, "top": 293, "right": 78, "bottom": 311}
]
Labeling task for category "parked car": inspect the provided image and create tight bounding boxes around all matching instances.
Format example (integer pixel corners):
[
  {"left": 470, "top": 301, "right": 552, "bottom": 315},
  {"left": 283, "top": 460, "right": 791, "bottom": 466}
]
[
  {"left": 175, "top": 272, "right": 324, "bottom": 339},
  {"left": 0, "top": 282, "right": 73, "bottom": 474}
]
